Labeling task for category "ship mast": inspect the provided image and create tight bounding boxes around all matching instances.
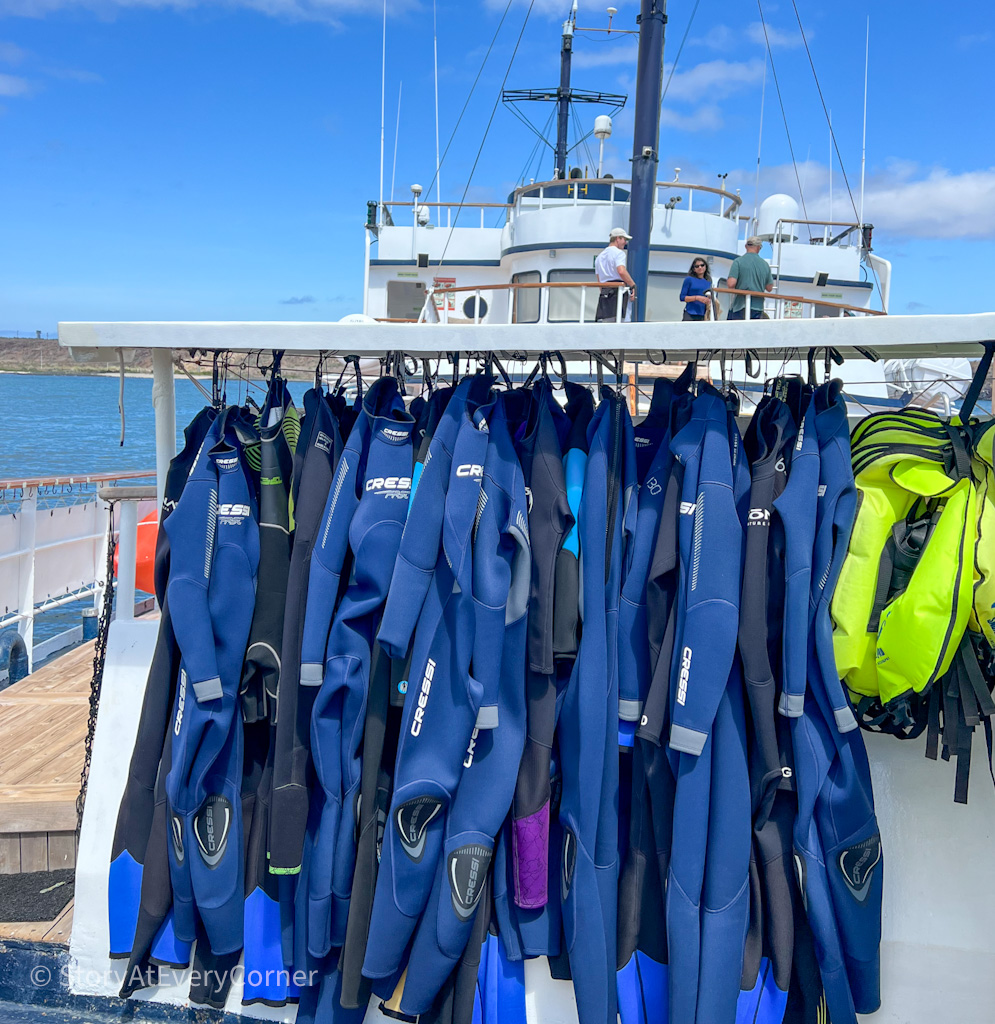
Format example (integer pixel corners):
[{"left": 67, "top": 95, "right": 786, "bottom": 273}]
[
  {"left": 628, "top": 0, "right": 667, "bottom": 322},
  {"left": 555, "top": 2, "right": 577, "bottom": 179}
]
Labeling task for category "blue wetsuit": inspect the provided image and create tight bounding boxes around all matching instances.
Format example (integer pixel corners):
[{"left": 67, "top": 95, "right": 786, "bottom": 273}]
[
  {"left": 791, "top": 381, "right": 882, "bottom": 1024},
  {"left": 164, "top": 409, "right": 260, "bottom": 956},
  {"left": 399, "top": 394, "right": 531, "bottom": 1015},
  {"left": 110, "top": 406, "right": 216, "bottom": 990},
  {"left": 363, "top": 393, "right": 493, "bottom": 985},
  {"left": 558, "top": 391, "right": 636, "bottom": 1024},
  {"left": 300, "top": 378, "right": 415, "bottom": 959},
  {"left": 667, "top": 384, "right": 749, "bottom": 1024}
]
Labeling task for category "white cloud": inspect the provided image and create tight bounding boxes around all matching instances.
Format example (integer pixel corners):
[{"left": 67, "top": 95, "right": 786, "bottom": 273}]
[
  {"left": 745, "top": 21, "right": 806, "bottom": 49},
  {"left": 958, "top": 32, "right": 992, "bottom": 48},
  {"left": 484, "top": 0, "right": 638, "bottom": 16},
  {"left": 0, "top": 41, "right": 30, "bottom": 64},
  {"left": 0, "top": 72, "right": 30, "bottom": 96},
  {"left": 727, "top": 161, "right": 995, "bottom": 240},
  {"left": 572, "top": 41, "right": 637, "bottom": 70},
  {"left": 860, "top": 167, "right": 995, "bottom": 240},
  {"left": 0, "top": 0, "right": 404, "bottom": 22},
  {"left": 661, "top": 104, "right": 723, "bottom": 133},
  {"left": 44, "top": 66, "right": 103, "bottom": 82},
  {"left": 662, "top": 58, "right": 765, "bottom": 102},
  {"left": 696, "top": 21, "right": 805, "bottom": 51}
]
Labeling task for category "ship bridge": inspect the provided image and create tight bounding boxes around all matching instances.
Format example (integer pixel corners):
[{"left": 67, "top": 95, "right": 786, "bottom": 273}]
[{"left": 367, "top": 179, "right": 889, "bottom": 325}]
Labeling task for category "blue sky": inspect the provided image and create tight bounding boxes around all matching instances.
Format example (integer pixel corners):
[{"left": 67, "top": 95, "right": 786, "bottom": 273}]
[{"left": 0, "top": 0, "right": 992, "bottom": 333}]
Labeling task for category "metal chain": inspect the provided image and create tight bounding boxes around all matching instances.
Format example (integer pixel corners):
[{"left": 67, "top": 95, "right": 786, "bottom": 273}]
[{"left": 76, "top": 501, "right": 117, "bottom": 835}]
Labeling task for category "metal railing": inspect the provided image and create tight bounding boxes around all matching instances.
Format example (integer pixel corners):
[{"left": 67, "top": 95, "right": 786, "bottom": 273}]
[
  {"left": 378, "top": 200, "right": 513, "bottom": 230},
  {"left": 419, "top": 281, "right": 631, "bottom": 325},
  {"left": 510, "top": 177, "right": 744, "bottom": 220},
  {"left": 0, "top": 470, "right": 156, "bottom": 670},
  {"left": 417, "top": 280, "right": 882, "bottom": 325}
]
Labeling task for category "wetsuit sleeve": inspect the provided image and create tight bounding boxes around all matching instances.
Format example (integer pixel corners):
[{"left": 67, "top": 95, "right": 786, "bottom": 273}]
[
  {"left": 165, "top": 471, "right": 221, "bottom": 702},
  {"left": 379, "top": 434, "right": 450, "bottom": 660},
  {"left": 669, "top": 422, "right": 742, "bottom": 756},
  {"left": 299, "top": 452, "right": 356, "bottom": 684}
]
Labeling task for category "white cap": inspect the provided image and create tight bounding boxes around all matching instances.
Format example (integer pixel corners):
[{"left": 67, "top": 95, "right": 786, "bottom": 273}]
[{"left": 609, "top": 227, "right": 632, "bottom": 240}]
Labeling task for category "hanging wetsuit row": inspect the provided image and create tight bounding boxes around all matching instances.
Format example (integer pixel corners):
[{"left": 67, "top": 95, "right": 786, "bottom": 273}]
[{"left": 106, "top": 355, "right": 884, "bottom": 1024}]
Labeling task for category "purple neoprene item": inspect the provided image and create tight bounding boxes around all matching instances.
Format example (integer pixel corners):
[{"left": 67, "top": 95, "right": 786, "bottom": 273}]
[{"left": 512, "top": 802, "right": 549, "bottom": 909}]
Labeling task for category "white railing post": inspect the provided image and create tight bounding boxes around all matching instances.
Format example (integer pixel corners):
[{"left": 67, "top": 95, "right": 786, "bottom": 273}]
[
  {"left": 116, "top": 500, "right": 138, "bottom": 621},
  {"left": 616, "top": 285, "right": 624, "bottom": 323},
  {"left": 152, "top": 349, "right": 176, "bottom": 513},
  {"left": 508, "top": 288, "right": 515, "bottom": 324},
  {"left": 17, "top": 486, "right": 37, "bottom": 672},
  {"left": 580, "top": 285, "right": 587, "bottom": 324},
  {"left": 687, "top": 189, "right": 693, "bottom": 212},
  {"left": 474, "top": 291, "right": 482, "bottom": 324}
]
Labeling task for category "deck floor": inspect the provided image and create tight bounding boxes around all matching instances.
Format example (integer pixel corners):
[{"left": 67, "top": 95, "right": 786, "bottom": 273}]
[
  {"left": 0, "top": 898, "right": 74, "bottom": 945},
  {"left": 0, "top": 641, "right": 94, "bottom": 872}
]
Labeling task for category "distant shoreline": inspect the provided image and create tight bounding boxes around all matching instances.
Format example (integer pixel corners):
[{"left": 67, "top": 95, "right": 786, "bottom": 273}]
[{"left": 0, "top": 338, "right": 332, "bottom": 381}]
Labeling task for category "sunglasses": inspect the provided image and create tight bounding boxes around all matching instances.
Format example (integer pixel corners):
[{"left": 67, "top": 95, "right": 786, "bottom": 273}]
[{"left": 693, "top": 263, "right": 706, "bottom": 268}]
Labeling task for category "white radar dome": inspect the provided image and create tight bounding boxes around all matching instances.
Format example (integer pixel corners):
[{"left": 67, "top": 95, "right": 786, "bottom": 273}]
[
  {"left": 756, "top": 194, "right": 800, "bottom": 242},
  {"left": 337, "top": 313, "right": 377, "bottom": 324},
  {"left": 594, "top": 115, "right": 613, "bottom": 140}
]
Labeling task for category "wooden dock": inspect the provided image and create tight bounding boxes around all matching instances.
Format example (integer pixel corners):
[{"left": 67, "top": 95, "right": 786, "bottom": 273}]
[{"left": 0, "top": 641, "right": 94, "bottom": 874}]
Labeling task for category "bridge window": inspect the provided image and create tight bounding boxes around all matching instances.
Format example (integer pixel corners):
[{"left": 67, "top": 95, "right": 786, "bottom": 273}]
[
  {"left": 548, "top": 269, "right": 599, "bottom": 323},
  {"left": 512, "top": 272, "right": 540, "bottom": 324}
]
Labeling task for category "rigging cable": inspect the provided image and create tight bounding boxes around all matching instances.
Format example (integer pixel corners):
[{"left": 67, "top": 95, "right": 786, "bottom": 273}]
[
  {"left": 660, "top": 0, "right": 703, "bottom": 102},
  {"left": 753, "top": 55, "right": 768, "bottom": 226},
  {"left": 498, "top": 107, "right": 556, "bottom": 226},
  {"left": 755, "top": 0, "right": 811, "bottom": 232},
  {"left": 421, "top": 0, "right": 518, "bottom": 203},
  {"left": 788, "top": 0, "right": 860, "bottom": 223},
  {"left": 439, "top": 0, "right": 537, "bottom": 266}
]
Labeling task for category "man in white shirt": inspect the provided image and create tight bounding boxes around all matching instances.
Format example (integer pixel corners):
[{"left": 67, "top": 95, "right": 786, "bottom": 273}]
[{"left": 595, "top": 227, "right": 636, "bottom": 322}]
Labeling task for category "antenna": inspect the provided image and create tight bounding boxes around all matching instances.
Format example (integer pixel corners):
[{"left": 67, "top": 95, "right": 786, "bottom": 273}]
[
  {"left": 391, "top": 81, "right": 402, "bottom": 203},
  {"left": 859, "top": 16, "right": 869, "bottom": 236},
  {"left": 753, "top": 54, "right": 767, "bottom": 229},
  {"left": 433, "top": 0, "right": 442, "bottom": 205},
  {"left": 379, "top": 0, "right": 387, "bottom": 228},
  {"left": 828, "top": 108, "right": 833, "bottom": 225}
]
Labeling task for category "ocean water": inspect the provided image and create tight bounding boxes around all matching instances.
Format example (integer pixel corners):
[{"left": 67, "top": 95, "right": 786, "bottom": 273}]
[
  {"left": 0, "top": 373, "right": 314, "bottom": 652},
  {"left": 0, "top": 372, "right": 313, "bottom": 481}
]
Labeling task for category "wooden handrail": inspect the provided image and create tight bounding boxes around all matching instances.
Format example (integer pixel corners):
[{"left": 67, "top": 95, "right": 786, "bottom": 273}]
[
  {"left": 0, "top": 469, "right": 157, "bottom": 491},
  {"left": 712, "top": 286, "right": 886, "bottom": 316},
  {"left": 426, "top": 281, "right": 881, "bottom": 316}
]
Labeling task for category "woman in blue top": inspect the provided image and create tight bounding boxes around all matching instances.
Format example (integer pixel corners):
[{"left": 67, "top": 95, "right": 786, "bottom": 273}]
[{"left": 680, "top": 257, "right": 713, "bottom": 321}]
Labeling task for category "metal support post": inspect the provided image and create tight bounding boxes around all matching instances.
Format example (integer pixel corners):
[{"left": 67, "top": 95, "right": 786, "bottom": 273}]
[
  {"left": 17, "top": 487, "right": 37, "bottom": 672},
  {"left": 151, "top": 348, "right": 176, "bottom": 512},
  {"left": 116, "top": 500, "right": 138, "bottom": 621}
]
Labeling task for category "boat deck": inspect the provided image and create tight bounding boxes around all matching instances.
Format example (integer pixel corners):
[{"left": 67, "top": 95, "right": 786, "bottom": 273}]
[
  {"left": 0, "top": 641, "right": 94, "bottom": 874},
  {"left": 0, "top": 899, "right": 74, "bottom": 945}
]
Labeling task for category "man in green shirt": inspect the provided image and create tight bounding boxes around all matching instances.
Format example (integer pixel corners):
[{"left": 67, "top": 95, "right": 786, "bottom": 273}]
[{"left": 726, "top": 236, "right": 774, "bottom": 319}]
